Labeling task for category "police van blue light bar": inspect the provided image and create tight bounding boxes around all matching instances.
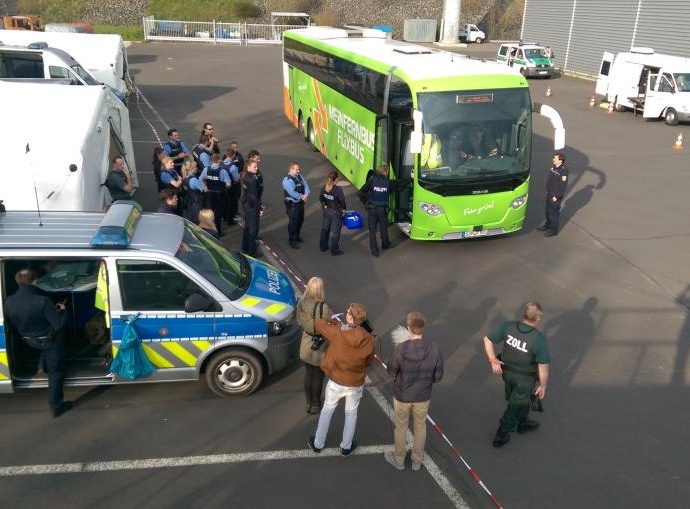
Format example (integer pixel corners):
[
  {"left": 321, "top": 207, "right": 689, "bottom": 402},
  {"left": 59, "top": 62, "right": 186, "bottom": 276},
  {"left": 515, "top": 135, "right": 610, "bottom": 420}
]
[{"left": 90, "top": 200, "right": 142, "bottom": 248}]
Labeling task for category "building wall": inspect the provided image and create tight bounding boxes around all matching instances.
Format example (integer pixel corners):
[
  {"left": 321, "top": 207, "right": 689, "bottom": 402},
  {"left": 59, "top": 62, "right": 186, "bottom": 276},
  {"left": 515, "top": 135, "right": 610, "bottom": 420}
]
[{"left": 522, "top": 0, "right": 690, "bottom": 78}]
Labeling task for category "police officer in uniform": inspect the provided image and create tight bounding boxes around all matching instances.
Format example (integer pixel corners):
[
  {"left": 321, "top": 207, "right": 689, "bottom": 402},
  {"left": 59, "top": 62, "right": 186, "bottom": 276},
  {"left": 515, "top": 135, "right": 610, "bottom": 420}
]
[
  {"left": 241, "top": 160, "right": 262, "bottom": 257},
  {"left": 162, "top": 128, "right": 190, "bottom": 173},
  {"left": 282, "top": 161, "right": 310, "bottom": 249},
  {"left": 5, "top": 268, "right": 72, "bottom": 417},
  {"left": 200, "top": 154, "right": 231, "bottom": 236},
  {"left": 358, "top": 165, "right": 410, "bottom": 257},
  {"left": 319, "top": 170, "right": 346, "bottom": 256},
  {"left": 537, "top": 152, "right": 568, "bottom": 237},
  {"left": 483, "top": 302, "right": 550, "bottom": 448}
]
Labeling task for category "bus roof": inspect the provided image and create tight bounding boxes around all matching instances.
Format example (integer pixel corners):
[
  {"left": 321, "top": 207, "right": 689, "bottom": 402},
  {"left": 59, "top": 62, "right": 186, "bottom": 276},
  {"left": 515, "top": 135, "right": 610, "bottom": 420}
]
[
  {"left": 0, "top": 209, "right": 184, "bottom": 255},
  {"left": 285, "top": 26, "right": 525, "bottom": 85}
]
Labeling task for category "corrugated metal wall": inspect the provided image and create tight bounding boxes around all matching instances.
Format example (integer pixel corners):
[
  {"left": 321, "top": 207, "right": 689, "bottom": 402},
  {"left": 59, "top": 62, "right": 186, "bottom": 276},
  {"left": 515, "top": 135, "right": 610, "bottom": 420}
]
[{"left": 522, "top": 0, "right": 690, "bottom": 78}]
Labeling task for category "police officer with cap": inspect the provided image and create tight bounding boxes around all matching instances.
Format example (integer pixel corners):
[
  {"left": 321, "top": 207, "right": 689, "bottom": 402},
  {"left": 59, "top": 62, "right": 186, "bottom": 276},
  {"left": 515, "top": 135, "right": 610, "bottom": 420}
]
[
  {"left": 5, "top": 268, "right": 72, "bottom": 417},
  {"left": 358, "top": 165, "right": 411, "bottom": 257},
  {"left": 483, "top": 302, "right": 550, "bottom": 448},
  {"left": 282, "top": 161, "right": 310, "bottom": 249}
]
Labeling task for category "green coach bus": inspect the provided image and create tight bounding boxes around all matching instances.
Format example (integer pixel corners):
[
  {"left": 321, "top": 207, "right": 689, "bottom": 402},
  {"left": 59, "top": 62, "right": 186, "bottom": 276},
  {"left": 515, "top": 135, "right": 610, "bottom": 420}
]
[{"left": 283, "top": 26, "right": 564, "bottom": 241}]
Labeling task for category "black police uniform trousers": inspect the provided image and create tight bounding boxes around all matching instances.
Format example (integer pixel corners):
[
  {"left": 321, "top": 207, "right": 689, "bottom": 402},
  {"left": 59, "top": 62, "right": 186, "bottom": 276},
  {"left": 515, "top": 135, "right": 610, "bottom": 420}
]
[
  {"left": 544, "top": 194, "right": 562, "bottom": 233},
  {"left": 25, "top": 336, "right": 66, "bottom": 413},
  {"left": 242, "top": 205, "right": 260, "bottom": 256},
  {"left": 286, "top": 200, "right": 305, "bottom": 243},
  {"left": 367, "top": 205, "right": 390, "bottom": 255},
  {"left": 499, "top": 369, "right": 536, "bottom": 433},
  {"left": 319, "top": 207, "right": 343, "bottom": 254},
  {"left": 225, "top": 185, "right": 241, "bottom": 224}
]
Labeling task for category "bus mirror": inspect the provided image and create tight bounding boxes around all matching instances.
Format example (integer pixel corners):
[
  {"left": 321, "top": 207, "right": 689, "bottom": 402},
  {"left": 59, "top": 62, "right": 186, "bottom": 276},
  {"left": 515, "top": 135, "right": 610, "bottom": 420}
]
[
  {"left": 554, "top": 128, "right": 565, "bottom": 150},
  {"left": 412, "top": 109, "right": 423, "bottom": 131},
  {"left": 411, "top": 109, "right": 423, "bottom": 153},
  {"left": 410, "top": 132, "right": 423, "bottom": 154}
]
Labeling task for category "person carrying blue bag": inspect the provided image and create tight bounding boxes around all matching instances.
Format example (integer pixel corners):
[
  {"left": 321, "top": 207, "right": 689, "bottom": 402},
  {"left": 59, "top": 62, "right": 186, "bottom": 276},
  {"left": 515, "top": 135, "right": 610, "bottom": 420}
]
[{"left": 110, "top": 314, "right": 156, "bottom": 380}]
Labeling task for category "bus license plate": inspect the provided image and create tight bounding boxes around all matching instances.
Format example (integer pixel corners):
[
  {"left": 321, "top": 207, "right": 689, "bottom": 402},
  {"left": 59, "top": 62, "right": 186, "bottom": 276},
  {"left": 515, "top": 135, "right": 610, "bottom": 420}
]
[
  {"left": 463, "top": 230, "right": 488, "bottom": 238},
  {"left": 538, "top": 71, "right": 547, "bottom": 74}
]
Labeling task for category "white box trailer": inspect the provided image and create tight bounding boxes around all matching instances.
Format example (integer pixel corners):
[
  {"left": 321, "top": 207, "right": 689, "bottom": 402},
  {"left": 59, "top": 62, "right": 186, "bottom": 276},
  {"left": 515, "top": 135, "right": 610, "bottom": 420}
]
[
  {"left": 0, "top": 29, "right": 133, "bottom": 100},
  {"left": 0, "top": 81, "right": 138, "bottom": 211},
  {"left": 596, "top": 47, "right": 690, "bottom": 125}
]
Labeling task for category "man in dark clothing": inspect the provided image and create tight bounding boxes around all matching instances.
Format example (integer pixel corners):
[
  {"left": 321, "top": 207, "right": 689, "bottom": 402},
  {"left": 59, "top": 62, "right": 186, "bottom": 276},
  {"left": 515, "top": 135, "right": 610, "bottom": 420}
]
[
  {"left": 157, "top": 188, "right": 180, "bottom": 215},
  {"left": 385, "top": 312, "right": 444, "bottom": 471},
  {"left": 537, "top": 152, "right": 568, "bottom": 237},
  {"left": 5, "top": 268, "right": 72, "bottom": 417},
  {"left": 241, "top": 160, "right": 262, "bottom": 257},
  {"left": 483, "top": 302, "right": 550, "bottom": 448},
  {"left": 358, "top": 165, "right": 411, "bottom": 257},
  {"left": 105, "top": 155, "right": 134, "bottom": 201}
]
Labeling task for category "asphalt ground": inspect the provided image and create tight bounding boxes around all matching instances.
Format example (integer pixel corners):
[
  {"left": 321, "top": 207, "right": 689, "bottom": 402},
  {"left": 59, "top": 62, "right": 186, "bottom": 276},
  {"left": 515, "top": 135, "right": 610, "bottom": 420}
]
[{"left": 1, "top": 40, "right": 689, "bottom": 509}]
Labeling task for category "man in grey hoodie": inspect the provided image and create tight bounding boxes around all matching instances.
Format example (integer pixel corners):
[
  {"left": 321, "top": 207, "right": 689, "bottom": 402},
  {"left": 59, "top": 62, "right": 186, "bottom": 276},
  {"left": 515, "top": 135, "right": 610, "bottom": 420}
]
[{"left": 385, "top": 312, "right": 444, "bottom": 471}]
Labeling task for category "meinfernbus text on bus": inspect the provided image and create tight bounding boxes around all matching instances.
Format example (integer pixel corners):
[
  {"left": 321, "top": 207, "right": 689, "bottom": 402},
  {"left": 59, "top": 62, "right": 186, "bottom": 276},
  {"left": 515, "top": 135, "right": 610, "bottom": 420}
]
[{"left": 282, "top": 26, "right": 564, "bottom": 241}]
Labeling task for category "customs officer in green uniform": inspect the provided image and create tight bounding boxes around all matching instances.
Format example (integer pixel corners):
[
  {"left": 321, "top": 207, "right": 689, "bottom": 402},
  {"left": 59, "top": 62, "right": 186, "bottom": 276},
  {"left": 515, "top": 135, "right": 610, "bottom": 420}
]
[{"left": 483, "top": 302, "right": 550, "bottom": 448}]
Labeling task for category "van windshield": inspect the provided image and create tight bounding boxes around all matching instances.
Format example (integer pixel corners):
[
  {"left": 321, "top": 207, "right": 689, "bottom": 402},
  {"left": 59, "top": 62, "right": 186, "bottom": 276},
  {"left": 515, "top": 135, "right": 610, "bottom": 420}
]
[
  {"left": 674, "top": 73, "right": 690, "bottom": 92},
  {"left": 70, "top": 63, "right": 100, "bottom": 85},
  {"left": 175, "top": 225, "right": 250, "bottom": 300}
]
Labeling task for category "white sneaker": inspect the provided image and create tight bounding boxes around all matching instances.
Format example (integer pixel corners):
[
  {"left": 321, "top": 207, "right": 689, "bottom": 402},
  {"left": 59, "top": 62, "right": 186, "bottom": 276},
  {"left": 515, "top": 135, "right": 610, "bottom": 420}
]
[
  {"left": 384, "top": 451, "right": 404, "bottom": 471},
  {"left": 411, "top": 460, "right": 422, "bottom": 471}
]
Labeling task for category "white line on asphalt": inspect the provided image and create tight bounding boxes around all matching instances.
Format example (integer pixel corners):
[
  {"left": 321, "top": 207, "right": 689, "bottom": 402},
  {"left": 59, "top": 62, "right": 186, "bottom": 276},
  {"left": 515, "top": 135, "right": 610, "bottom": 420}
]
[{"left": 365, "top": 377, "right": 470, "bottom": 509}]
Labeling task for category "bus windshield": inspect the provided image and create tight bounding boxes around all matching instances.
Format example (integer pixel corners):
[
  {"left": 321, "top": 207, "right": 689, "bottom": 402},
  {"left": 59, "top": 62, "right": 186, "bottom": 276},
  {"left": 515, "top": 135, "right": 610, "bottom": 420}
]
[
  {"left": 175, "top": 225, "right": 250, "bottom": 300},
  {"left": 417, "top": 88, "right": 532, "bottom": 195}
]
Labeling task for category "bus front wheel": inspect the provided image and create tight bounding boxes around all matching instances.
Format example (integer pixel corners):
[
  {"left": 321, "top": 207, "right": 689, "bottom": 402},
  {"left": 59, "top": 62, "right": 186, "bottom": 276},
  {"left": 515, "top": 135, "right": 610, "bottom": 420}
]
[
  {"left": 308, "top": 119, "right": 318, "bottom": 152},
  {"left": 205, "top": 349, "right": 263, "bottom": 398}
]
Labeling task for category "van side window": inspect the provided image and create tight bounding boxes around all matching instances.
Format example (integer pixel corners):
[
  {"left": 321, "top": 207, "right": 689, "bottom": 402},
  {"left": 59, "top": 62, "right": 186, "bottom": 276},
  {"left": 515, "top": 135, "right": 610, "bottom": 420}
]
[
  {"left": 659, "top": 73, "right": 674, "bottom": 93},
  {"left": 2, "top": 56, "right": 42, "bottom": 78},
  {"left": 116, "top": 260, "right": 208, "bottom": 311},
  {"left": 499, "top": 46, "right": 507, "bottom": 57},
  {"left": 49, "top": 66, "right": 72, "bottom": 79}
]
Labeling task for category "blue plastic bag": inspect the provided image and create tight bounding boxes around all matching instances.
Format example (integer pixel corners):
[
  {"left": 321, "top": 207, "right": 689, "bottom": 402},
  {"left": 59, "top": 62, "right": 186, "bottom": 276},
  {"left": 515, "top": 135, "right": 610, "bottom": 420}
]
[{"left": 110, "top": 314, "right": 156, "bottom": 380}]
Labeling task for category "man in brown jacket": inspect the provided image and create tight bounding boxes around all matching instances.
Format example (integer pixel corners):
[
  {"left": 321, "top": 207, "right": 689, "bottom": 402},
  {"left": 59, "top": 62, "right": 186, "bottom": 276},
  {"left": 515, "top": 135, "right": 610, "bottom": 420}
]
[{"left": 307, "top": 303, "right": 375, "bottom": 456}]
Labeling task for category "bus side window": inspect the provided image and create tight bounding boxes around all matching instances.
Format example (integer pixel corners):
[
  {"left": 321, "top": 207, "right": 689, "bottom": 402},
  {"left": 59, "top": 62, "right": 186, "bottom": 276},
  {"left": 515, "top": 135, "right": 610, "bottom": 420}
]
[{"left": 116, "top": 260, "right": 208, "bottom": 311}]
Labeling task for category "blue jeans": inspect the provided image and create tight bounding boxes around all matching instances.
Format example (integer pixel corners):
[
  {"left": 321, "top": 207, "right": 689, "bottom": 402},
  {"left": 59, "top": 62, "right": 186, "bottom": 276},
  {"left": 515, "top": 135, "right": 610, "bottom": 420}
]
[{"left": 313, "top": 379, "right": 363, "bottom": 449}]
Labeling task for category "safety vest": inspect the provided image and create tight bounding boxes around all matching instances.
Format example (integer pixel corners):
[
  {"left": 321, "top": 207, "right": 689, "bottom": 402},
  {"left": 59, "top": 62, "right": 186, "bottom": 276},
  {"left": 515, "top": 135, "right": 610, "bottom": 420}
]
[
  {"left": 95, "top": 262, "right": 110, "bottom": 328},
  {"left": 501, "top": 321, "right": 540, "bottom": 374},
  {"left": 205, "top": 166, "right": 225, "bottom": 193},
  {"left": 164, "top": 141, "right": 183, "bottom": 159},
  {"left": 420, "top": 134, "right": 443, "bottom": 169},
  {"left": 368, "top": 174, "right": 389, "bottom": 206},
  {"left": 283, "top": 174, "right": 305, "bottom": 203}
]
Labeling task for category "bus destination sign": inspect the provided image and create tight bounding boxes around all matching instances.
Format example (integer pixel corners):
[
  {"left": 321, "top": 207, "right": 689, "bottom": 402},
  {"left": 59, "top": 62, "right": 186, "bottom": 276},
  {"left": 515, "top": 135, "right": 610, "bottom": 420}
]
[{"left": 456, "top": 94, "right": 494, "bottom": 104}]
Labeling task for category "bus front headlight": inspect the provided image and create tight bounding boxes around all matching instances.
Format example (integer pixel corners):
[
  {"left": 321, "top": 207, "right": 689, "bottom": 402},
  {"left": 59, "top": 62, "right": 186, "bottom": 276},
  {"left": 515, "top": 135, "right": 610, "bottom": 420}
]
[
  {"left": 510, "top": 193, "right": 528, "bottom": 209},
  {"left": 419, "top": 202, "right": 444, "bottom": 216}
]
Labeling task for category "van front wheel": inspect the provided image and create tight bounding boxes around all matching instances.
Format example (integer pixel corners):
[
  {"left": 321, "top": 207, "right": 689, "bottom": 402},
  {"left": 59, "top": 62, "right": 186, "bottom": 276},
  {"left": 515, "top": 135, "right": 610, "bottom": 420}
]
[
  {"left": 205, "top": 349, "right": 263, "bottom": 398},
  {"left": 664, "top": 108, "right": 679, "bottom": 126},
  {"left": 475, "top": 38, "right": 483, "bottom": 44}
]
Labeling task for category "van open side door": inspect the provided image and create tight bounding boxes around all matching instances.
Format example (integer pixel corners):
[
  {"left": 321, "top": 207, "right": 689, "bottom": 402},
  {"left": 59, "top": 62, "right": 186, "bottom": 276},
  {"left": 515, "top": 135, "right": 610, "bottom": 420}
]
[{"left": 595, "top": 52, "right": 615, "bottom": 97}]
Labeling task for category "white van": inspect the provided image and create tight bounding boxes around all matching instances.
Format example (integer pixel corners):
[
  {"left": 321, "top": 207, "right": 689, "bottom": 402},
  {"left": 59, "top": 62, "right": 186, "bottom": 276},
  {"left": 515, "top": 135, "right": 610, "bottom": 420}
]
[
  {"left": 596, "top": 47, "right": 690, "bottom": 125},
  {"left": 0, "top": 202, "right": 301, "bottom": 398},
  {"left": 0, "top": 80, "right": 138, "bottom": 211},
  {"left": 0, "top": 30, "right": 133, "bottom": 99}
]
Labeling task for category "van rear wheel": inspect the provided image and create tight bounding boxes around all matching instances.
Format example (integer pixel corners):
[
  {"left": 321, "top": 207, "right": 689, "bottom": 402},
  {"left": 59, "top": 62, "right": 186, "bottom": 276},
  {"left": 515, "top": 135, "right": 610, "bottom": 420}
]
[
  {"left": 475, "top": 38, "right": 483, "bottom": 44},
  {"left": 664, "top": 108, "right": 679, "bottom": 126},
  {"left": 205, "top": 349, "right": 263, "bottom": 398}
]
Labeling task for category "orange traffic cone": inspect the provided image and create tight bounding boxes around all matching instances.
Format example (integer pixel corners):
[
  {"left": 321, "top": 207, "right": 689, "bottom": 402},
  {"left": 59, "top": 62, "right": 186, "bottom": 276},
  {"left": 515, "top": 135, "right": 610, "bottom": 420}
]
[
  {"left": 589, "top": 96, "right": 596, "bottom": 108},
  {"left": 545, "top": 86, "right": 552, "bottom": 97},
  {"left": 673, "top": 133, "right": 683, "bottom": 150}
]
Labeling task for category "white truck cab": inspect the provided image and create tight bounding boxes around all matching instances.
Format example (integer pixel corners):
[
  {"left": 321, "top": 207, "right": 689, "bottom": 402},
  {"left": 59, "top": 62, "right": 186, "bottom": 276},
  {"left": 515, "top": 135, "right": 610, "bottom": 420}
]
[{"left": 596, "top": 47, "right": 690, "bottom": 125}]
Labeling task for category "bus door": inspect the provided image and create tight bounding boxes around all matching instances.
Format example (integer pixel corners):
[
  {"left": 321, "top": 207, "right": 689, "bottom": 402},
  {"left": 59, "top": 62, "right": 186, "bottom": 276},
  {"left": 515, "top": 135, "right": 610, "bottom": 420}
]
[
  {"left": 373, "top": 114, "right": 394, "bottom": 222},
  {"left": 392, "top": 121, "right": 414, "bottom": 223}
]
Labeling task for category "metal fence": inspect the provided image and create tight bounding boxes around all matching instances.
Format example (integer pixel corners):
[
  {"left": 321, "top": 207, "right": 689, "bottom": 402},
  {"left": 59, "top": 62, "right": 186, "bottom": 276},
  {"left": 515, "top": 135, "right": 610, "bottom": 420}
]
[{"left": 142, "top": 16, "right": 305, "bottom": 45}]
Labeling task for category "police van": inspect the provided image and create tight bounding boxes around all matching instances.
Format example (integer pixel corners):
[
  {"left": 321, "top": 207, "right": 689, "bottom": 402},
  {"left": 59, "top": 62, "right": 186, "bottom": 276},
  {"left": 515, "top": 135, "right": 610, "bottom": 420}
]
[
  {"left": 0, "top": 202, "right": 300, "bottom": 398},
  {"left": 496, "top": 42, "right": 555, "bottom": 78}
]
